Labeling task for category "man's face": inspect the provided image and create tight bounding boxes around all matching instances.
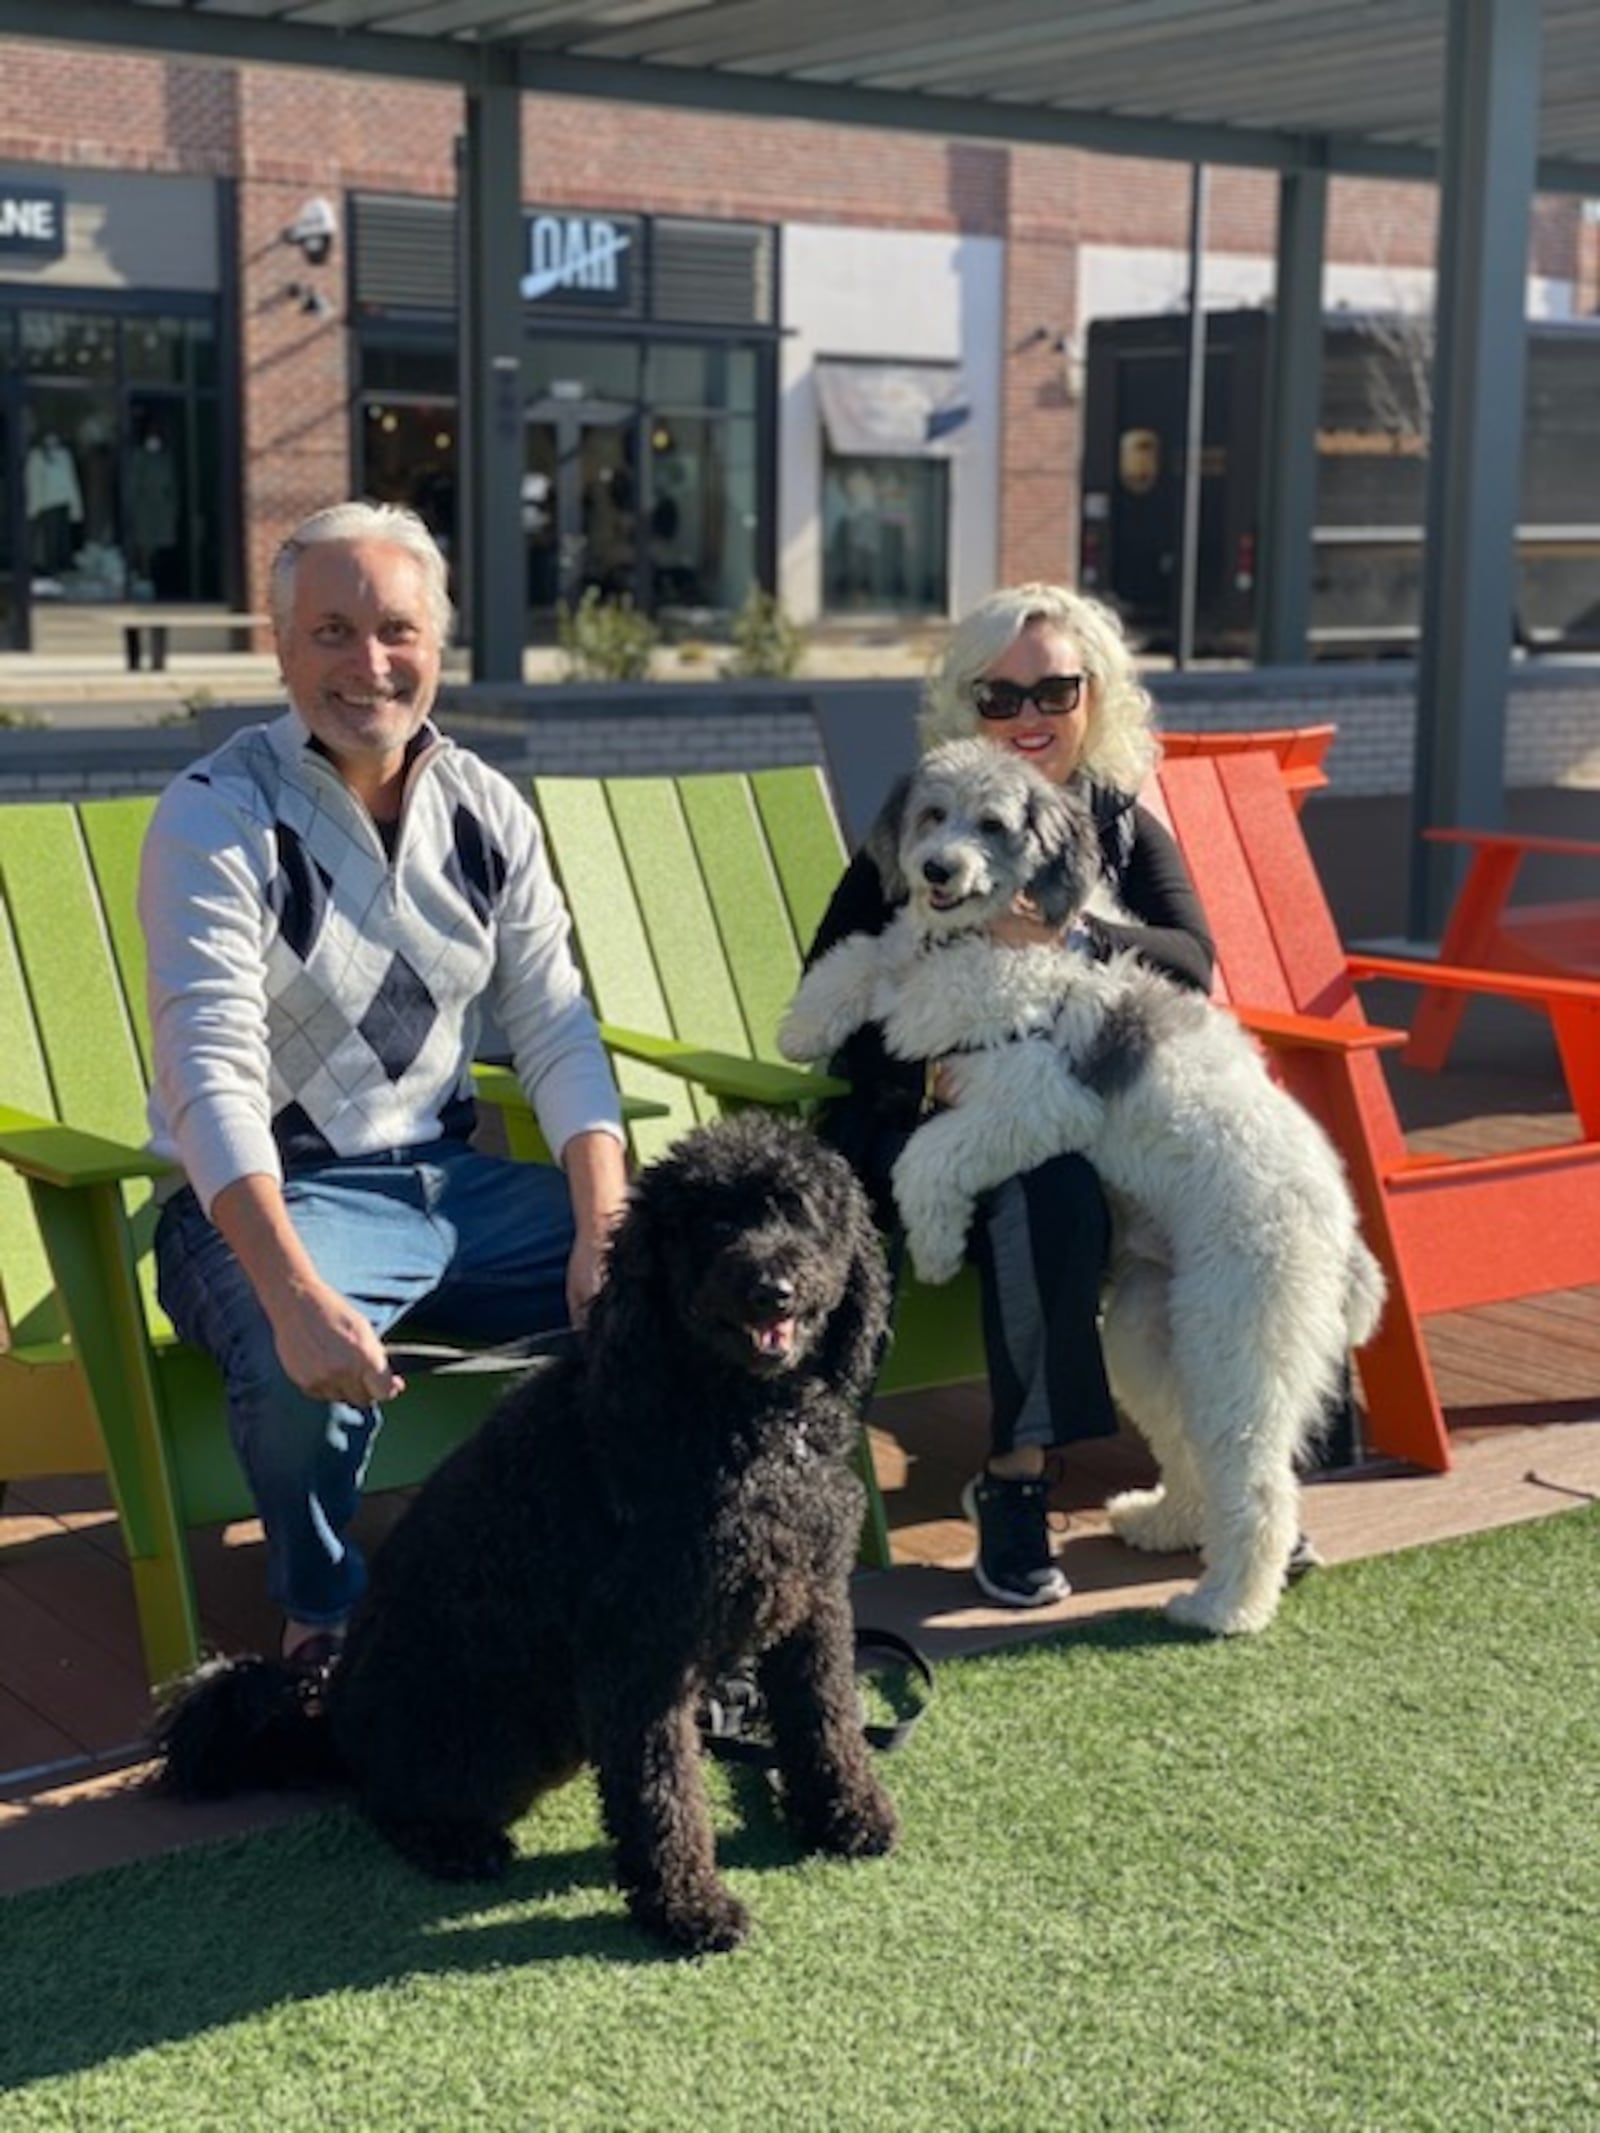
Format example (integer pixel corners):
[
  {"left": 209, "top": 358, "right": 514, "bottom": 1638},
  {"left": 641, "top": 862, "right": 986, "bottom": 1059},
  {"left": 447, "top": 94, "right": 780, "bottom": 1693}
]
[{"left": 278, "top": 538, "right": 442, "bottom": 783}]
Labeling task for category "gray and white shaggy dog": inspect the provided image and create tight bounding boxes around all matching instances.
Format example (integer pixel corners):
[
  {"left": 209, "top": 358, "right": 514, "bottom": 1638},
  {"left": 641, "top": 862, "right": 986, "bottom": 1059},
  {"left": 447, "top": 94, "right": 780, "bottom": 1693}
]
[
  {"left": 153, "top": 1113, "right": 897, "bottom": 1956},
  {"left": 779, "top": 738, "right": 1385, "bottom": 1636}
]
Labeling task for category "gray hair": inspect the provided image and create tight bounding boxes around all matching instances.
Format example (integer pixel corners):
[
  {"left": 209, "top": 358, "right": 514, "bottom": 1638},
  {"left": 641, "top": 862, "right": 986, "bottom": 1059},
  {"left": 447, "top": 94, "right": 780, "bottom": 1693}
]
[
  {"left": 918, "top": 582, "right": 1158, "bottom": 794},
  {"left": 270, "top": 501, "right": 454, "bottom": 646}
]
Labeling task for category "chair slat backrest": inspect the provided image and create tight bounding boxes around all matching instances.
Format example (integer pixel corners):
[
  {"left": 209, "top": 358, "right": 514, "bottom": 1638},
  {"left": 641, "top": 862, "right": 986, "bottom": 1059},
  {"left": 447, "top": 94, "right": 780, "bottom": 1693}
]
[
  {"left": 1158, "top": 750, "right": 1410, "bottom": 1166},
  {"left": 531, "top": 776, "right": 702, "bottom": 1163},
  {"left": 533, "top": 766, "right": 845, "bottom": 1152},
  {"left": 0, "top": 798, "right": 160, "bottom": 1346}
]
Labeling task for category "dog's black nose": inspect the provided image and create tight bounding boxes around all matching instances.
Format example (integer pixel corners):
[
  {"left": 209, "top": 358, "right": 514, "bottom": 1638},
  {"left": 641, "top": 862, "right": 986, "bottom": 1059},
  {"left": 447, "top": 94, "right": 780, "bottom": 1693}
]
[
  {"left": 922, "top": 858, "right": 951, "bottom": 886},
  {"left": 751, "top": 1274, "right": 796, "bottom": 1316}
]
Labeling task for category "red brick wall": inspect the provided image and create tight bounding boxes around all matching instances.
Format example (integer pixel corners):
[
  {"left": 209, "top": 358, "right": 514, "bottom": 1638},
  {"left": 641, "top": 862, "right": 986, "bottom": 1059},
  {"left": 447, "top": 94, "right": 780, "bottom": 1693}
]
[{"left": 2, "top": 43, "right": 1590, "bottom": 618}]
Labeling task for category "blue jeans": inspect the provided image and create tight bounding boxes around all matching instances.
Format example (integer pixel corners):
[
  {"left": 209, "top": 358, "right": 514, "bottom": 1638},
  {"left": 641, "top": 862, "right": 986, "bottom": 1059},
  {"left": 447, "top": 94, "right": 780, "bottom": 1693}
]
[{"left": 155, "top": 1140, "right": 576, "bottom": 1627}]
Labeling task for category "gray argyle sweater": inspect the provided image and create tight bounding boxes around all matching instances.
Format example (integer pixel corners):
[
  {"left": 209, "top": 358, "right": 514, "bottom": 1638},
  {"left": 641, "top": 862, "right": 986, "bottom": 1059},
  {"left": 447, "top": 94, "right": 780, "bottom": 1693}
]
[{"left": 140, "top": 710, "right": 622, "bottom": 1214}]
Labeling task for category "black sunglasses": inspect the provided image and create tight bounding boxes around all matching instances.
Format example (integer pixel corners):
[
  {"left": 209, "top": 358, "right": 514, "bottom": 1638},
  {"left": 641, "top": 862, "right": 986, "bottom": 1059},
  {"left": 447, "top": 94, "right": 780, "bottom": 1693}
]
[{"left": 971, "top": 673, "right": 1088, "bottom": 721}]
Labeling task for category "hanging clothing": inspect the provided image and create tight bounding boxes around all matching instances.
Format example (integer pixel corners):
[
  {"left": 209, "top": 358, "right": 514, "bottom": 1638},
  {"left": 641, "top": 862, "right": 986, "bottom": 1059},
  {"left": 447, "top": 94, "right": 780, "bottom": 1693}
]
[
  {"left": 26, "top": 442, "right": 84, "bottom": 523},
  {"left": 126, "top": 442, "right": 179, "bottom": 564}
]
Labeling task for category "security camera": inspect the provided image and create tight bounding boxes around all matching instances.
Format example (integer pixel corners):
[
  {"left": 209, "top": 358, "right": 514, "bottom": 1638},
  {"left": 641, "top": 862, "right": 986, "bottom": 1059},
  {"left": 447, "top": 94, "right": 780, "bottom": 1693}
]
[{"left": 283, "top": 196, "right": 338, "bottom": 266}]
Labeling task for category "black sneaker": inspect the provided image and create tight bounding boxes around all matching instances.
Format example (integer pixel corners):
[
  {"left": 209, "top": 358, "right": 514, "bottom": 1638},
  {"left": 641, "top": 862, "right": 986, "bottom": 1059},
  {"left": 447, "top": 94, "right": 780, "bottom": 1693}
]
[
  {"left": 1285, "top": 1532, "right": 1322, "bottom": 1583},
  {"left": 961, "top": 1471, "right": 1070, "bottom": 1608}
]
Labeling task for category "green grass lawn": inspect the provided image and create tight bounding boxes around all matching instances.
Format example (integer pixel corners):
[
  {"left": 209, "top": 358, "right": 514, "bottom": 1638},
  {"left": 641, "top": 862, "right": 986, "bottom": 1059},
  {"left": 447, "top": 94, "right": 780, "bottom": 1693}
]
[{"left": 3, "top": 1506, "right": 1597, "bottom": 2132}]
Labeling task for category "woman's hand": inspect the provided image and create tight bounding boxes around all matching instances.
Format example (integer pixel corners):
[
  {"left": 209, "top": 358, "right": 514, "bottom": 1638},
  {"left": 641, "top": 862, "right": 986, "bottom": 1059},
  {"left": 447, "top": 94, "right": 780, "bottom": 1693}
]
[{"left": 987, "top": 893, "right": 1064, "bottom": 950}]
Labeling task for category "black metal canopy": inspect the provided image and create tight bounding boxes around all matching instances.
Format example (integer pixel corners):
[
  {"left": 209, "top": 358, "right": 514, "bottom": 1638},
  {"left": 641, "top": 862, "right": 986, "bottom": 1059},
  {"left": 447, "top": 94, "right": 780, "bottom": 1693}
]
[{"left": 2, "top": 0, "right": 1597, "bottom": 188}]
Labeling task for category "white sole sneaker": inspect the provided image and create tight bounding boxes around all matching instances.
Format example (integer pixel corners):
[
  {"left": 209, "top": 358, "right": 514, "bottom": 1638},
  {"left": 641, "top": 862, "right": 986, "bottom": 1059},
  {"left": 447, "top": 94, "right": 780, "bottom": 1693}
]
[{"left": 961, "top": 1476, "right": 1072, "bottom": 1609}]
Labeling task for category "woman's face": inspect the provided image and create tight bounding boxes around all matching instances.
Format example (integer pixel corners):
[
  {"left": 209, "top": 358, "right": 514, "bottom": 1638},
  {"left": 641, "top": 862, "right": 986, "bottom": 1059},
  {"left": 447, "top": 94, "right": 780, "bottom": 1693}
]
[{"left": 971, "top": 618, "right": 1091, "bottom": 788}]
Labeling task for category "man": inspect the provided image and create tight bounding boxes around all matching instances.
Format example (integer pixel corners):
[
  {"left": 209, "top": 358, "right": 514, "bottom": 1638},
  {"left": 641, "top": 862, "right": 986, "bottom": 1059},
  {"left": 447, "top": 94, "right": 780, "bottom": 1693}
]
[{"left": 141, "top": 501, "right": 628, "bottom": 1666}]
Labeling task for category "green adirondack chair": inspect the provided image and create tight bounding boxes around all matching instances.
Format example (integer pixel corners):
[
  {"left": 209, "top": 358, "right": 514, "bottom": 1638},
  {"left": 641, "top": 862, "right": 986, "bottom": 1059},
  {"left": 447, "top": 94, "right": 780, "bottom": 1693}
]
[
  {"left": 0, "top": 768, "right": 975, "bottom": 1694},
  {"left": 0, "top": 796, "right": 649, "bottom": 1691},
  {"left": 530, "top": 764, "right": 988, "bottom": 1415}
]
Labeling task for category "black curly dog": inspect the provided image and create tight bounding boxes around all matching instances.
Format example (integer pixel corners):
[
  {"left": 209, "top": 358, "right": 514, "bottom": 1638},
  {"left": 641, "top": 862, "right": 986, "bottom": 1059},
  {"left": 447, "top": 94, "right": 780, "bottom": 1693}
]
[{"left": 153, "top": 1114, "right": 897, "bottom": 1955}]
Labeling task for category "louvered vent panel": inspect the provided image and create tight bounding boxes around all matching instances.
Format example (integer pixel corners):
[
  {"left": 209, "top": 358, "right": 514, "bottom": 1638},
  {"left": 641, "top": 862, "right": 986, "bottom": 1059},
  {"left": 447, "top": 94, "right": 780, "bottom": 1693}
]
[
  {"left": 354, "top": 196, "right": 456, "bottom": 313},
  {"left": 652, "top": 221, "right": 773, "bottom": 327}
]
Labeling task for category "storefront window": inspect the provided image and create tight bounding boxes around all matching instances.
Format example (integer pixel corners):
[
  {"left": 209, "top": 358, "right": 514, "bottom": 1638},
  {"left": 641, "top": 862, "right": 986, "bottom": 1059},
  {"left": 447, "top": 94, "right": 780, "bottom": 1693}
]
[
  {"left": 356, "top": 320, "right": 772, "bottom": 629},
  {"left": 648, "top": 412, "right": 757, "bottom": 616},
  {"left": 21, "top": 309, "right": 116, "bottom": 382},
  {"left": 525, "top": 337, "right": 641, "bottom": 403},
  {"left": 822, "top": 454, "right": 948, "bottom": 615},
  {"left": 362, "top": 342, "right": 455, "bottom": 397},
  {"left": 361, "top": 398, "right": 458, "bottom": 567},
  {"left": 6, "top": 301, "right": 224, "bottom": 608}
]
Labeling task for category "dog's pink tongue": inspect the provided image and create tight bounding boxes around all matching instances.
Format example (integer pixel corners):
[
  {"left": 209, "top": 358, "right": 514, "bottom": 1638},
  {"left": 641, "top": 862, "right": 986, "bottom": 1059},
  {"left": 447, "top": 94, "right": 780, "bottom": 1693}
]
[{"left": 753, "top": 1316, "right": 796, "bottom": 1357}]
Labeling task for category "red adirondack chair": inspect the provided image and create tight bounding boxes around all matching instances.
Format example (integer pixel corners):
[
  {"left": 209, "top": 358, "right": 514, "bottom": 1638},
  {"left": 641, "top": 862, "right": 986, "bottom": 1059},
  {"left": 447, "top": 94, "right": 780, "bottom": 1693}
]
[{"left": 1152, "top": 745, "right": 1600, "bottom": 1474}]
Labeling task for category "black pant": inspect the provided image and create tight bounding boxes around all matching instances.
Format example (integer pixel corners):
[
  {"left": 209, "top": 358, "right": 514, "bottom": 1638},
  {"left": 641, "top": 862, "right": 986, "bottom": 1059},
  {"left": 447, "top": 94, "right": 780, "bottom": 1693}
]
[{"left": 971, "top": 1152, "right": 1117, "bottom": 1457}]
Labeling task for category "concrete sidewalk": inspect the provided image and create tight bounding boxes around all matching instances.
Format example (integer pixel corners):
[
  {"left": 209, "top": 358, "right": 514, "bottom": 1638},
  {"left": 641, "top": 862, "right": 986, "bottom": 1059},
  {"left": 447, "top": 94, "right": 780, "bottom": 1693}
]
[{"left": 0, "top": 626, "right": 941, "bottom": 728}]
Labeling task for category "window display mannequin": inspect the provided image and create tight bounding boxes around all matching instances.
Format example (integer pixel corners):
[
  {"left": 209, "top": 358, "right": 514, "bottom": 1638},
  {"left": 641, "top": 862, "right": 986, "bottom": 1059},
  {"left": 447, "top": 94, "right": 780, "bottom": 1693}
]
[
  {"left": 126, "top": 430, "right": 180, "bottom": 598},
  {"left": 26, "top": 434, "right": 84, "bottom": 575}
]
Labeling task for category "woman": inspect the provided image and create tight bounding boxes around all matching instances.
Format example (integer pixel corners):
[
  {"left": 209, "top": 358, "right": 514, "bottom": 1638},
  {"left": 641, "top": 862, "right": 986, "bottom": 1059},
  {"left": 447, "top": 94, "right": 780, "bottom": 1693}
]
[{"left": 806, "top": 583, "right": 1214, "bottom": 1607}]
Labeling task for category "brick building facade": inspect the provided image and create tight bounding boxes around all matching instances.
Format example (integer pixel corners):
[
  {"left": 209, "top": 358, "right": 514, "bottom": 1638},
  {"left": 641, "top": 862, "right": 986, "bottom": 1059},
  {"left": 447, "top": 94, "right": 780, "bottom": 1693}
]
[{"left": 2, "top": 44, "right": 1596, "bottom": 652}]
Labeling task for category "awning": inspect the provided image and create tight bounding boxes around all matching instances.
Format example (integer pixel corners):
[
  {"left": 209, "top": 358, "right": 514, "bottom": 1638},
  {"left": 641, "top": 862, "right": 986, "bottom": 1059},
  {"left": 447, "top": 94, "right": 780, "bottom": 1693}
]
[{"left": 814, "top": 360, "right": 971, "bottom": 459}]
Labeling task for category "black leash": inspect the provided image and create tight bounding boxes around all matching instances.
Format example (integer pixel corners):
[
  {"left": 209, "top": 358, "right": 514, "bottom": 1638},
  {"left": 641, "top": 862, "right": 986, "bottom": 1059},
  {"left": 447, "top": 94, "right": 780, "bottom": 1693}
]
[
  {"left": 699, "top": 1627, "right": 934, "bottom": 1770},
  {"left": 384, "top": 1327, "right": 583, "bottom": 1375}
]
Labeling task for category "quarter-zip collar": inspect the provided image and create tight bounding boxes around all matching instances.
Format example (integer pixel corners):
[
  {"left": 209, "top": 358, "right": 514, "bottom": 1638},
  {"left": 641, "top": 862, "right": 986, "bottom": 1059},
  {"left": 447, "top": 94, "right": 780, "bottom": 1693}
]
[{"left": 266, "top": 707, "right": 451, "bottom": 864}]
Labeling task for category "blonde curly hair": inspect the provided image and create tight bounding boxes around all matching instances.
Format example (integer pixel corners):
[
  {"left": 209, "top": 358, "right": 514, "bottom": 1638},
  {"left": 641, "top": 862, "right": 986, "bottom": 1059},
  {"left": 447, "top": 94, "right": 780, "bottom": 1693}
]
[{"left": 918, "top": 583, "right": 1158, "bottom": 794}]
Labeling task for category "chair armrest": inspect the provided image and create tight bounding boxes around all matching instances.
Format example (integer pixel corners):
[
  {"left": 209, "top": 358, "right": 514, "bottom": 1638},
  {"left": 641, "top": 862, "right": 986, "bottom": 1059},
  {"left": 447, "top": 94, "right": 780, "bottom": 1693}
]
[
  {"left": 1347, "top": 951, "right": 1600, "bottom": 1008},
  {"left": 598, "top": 1025, "right": 848, "bottom": 1106},
  {"left": 0, "top": 1104, "right": 174, "bottom": 1190},
  {"left": 1228, "top": 1006, "right": 1408, "bottom": 1055},
  {"left": 471, "top": 1062, "right": 671, "bottom": 1139},
  {"left": 1422, "top": 828, "right": 1600, "bottom": 862}
]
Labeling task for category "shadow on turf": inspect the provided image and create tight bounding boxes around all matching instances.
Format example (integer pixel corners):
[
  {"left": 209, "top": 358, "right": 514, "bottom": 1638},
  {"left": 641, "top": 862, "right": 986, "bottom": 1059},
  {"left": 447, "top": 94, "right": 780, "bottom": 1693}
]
[
  {"left": 0, "top": 1615, "right": 1194, "bottom": 2089},
  {"left": 0, "top": 1763, "right": 891, "bottom": 2088}
]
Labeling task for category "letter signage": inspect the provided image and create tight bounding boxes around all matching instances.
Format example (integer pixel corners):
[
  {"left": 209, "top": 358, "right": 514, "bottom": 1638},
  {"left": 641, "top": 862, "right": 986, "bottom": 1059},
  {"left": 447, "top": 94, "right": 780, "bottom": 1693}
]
[
  {"left": 0, "top": 184, "right": 66, "bottom": 262},
  {"left": 519, "top": 212, "right": 638, "bottom": 310}
]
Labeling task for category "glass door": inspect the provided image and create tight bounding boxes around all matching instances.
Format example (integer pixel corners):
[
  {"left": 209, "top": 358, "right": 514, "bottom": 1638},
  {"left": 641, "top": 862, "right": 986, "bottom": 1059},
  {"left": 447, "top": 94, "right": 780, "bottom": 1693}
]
[
  {"left": 0, "top": 397, "right": 27, "bottom": 651},
  {"left": 524, "top": 395, "right": 639, "bottom": 625}
]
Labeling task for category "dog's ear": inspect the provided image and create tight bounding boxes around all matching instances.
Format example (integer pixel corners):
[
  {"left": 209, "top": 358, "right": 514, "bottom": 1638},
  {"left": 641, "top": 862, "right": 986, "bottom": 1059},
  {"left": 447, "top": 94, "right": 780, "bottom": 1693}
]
[
  {"left": 863, "top": 774, "right": 913, "bottom": 903},
  {"left": 580, "top": 1185, "right": 684, "bottom": 1474},
  {"left": 815, "top": 1186, "right": 895, "bottom": 1414},
  {"left": 1024, "top": 780, "right": 1096, "bottom": 928}
]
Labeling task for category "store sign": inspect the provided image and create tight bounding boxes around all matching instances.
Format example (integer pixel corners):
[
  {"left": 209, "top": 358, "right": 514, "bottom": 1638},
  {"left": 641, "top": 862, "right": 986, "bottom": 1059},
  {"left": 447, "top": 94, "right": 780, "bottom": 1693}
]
[
  {"left": 519, "top": 212, "right": 635, "bottom": 309},
  {"left": 0, "top": 184, "right": 66, "bottom": 261}
]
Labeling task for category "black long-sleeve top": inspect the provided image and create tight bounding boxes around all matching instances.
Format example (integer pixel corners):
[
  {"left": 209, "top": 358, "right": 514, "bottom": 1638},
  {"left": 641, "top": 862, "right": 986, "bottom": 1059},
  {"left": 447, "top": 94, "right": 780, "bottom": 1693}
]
[{"left": 803, "top": 778, "right": 1215, "bottom": 1207}]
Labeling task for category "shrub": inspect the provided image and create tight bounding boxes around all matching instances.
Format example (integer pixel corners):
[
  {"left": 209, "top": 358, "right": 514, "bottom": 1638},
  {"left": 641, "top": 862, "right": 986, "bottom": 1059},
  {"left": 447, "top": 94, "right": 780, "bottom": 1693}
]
[
  {"left": 723, "top": 587, "right": 806, "bottom": 680},
  {"left": 556, "top": 587, "right": 658, "bottom": 682},
  {"left": 0, "top": 704, "right": 49, "bottom": 729}
]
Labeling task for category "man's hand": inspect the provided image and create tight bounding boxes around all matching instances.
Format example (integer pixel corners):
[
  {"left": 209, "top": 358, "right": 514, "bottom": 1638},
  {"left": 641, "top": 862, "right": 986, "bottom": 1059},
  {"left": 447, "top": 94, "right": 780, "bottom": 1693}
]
[
  {"left": 269, "top": 1276, "right": 406, "bottom": 1408},
  {"left": 210, "top": 1171, "right": 404, "bottom": 1410},
  {"left": 560, "top": 1127, "right": 630, "bottom": 1326}
]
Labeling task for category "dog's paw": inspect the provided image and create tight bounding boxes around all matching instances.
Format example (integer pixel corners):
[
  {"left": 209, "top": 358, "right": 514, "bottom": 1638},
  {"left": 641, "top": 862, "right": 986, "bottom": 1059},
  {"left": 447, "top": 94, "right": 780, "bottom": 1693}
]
[
  {"left": 904, "top": 1221, "right": 965, "bottom": 1286},
  {"left": 776, "top": 1006, "right": 822, "bottom": 1063},
  {"left": 639, "top": 1882, "right": 752, "bottom": 1957},
  {"left": 375, "top": 1814, "right": 514, "bottom": 1882},
  {"left": 805, "top": 1784, "right": 899, "bottom": 1862},
  {"left": 1104, "top": 1487, "right": 1201, "bottom": 1555},
  {"left": 1165, "top": 1585, "right": 1278, "bottom": 1638}
]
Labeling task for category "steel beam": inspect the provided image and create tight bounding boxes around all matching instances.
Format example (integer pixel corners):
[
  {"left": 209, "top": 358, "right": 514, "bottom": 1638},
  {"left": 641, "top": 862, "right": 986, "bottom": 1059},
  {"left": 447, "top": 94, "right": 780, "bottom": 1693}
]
[
  {"left": 459, "top": 60, "right": 526, "bottom": 684},
  {"left": 1409, "top": 0, "right": 1542, "bottom": 939},
  {"left": 1255, "top": 161, "right": 1327, "bottom": 666}
]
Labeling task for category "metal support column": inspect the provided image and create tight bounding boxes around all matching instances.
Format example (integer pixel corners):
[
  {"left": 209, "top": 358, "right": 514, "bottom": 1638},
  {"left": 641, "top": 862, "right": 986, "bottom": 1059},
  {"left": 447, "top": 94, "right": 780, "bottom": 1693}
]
[
  {"left": 1256, "top": 161, "right": 1327, "bottom": 666},
  {"left": 1409, "top": 0, "right": 1542, "bottom": 938},
  {"left": 460, "top": 60, "right": 524, "bottom": 684},
  {"left": 1175, "top": 162, "right": 1209, "bottom": 670}
]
